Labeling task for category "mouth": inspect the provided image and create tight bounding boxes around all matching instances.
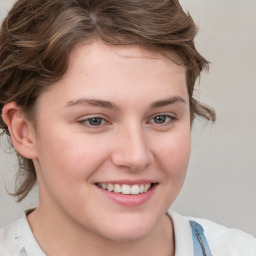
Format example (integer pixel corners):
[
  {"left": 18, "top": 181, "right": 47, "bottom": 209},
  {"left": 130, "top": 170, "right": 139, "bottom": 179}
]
[{"left": 95, "top": 182, "right": 154, "bottom": 195}]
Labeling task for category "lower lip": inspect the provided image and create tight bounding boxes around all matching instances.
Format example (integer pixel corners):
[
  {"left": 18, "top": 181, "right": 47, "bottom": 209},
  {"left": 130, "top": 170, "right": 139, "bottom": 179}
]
[{"left": 96, "top": 184, "right": 157, "bottom": 207}]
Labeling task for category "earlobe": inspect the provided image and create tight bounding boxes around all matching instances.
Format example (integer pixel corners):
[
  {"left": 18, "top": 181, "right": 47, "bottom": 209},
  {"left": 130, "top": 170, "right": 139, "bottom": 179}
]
[{"left": 2, "top": 102, "right": 37, "bottom": 159}]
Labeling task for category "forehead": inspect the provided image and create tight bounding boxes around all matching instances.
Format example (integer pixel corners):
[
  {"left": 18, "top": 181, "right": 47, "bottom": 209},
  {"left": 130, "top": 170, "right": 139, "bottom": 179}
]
[
  {"left": 64, "top": 41, "right": 186, "bottom": 85},
  {"left": 70, "top": 40, "right": 184, "bottom": 70},
  {"left": 39, "top": 41, "right": 187, "bottom": 109}
]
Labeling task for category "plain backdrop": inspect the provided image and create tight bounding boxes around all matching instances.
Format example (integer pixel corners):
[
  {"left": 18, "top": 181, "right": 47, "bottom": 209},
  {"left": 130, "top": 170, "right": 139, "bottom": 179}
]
[{"left": 0, "top": 0, "right": 255, "bottom": 236}]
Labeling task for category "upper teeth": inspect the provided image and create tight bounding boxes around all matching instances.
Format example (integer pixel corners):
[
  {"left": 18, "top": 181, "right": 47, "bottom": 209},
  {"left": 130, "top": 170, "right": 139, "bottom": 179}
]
[{"left": 97, "top": 183, "right": 152, "bottom": 195}]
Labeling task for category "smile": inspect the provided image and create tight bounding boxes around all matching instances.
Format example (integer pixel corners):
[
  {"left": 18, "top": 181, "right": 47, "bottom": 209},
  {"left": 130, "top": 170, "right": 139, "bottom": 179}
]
[{"left": 96, "top": 183, "right": 152, "bottom": 195}]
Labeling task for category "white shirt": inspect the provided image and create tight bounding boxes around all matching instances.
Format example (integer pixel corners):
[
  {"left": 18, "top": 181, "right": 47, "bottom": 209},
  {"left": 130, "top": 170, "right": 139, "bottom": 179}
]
[
  {"left": 169, "top": 210, "right": 256, "bottom": 255},
  {"left": 0, "top": 209, "right": 255, "bottom": 255}
]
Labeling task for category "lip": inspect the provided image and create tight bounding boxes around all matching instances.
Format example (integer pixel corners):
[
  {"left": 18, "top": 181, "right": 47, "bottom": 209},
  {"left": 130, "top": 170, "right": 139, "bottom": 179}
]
[
  {"left": 95, "top": 182, "right": 157, "bottom": 207},
  {"left": 95, "top": 179, "right": 156, "bottom": 185}
]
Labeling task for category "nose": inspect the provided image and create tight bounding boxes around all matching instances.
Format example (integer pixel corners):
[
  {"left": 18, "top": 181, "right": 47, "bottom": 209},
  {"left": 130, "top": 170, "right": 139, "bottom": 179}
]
[{"left": 111, "top": 125, "right": 154, "bottom": 172}]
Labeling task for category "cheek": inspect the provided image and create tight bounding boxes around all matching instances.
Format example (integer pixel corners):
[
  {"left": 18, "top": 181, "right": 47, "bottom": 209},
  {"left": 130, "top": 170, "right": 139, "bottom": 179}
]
[
  {"left": 35, "top": 129, "right": 110, "bottom": 185},
  {"left": 34, "top": 135, "right": 100, "bottom": 207},
  {"left": 157, "top": 129, "right": 191, "bottom": 177}
]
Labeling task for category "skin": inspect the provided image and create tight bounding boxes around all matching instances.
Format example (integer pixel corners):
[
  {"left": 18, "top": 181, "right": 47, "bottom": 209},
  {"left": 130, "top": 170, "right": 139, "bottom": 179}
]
[{"left": 3, "top": 41, "right": 191, "bottom": 255}]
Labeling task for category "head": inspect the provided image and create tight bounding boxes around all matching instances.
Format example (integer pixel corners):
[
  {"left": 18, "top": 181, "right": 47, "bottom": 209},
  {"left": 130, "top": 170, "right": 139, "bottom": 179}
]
[{"left": 0, "top": 0, "right": 215, "bottom": 207}]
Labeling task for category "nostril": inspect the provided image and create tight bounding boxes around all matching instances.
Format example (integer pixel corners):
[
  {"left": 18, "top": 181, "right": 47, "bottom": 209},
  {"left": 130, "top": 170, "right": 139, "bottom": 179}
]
[
  {"left": 111, "top": 149, "right": 154, "bottom": 171},
  {"left": 111, "top": 129, "right": 154, "bottom": 170}
]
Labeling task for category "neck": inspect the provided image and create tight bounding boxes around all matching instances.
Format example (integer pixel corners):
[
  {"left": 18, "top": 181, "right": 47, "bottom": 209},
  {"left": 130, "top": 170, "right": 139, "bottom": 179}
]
[{"left": 27, "top": 204, "right": 175, "bottom": 256}]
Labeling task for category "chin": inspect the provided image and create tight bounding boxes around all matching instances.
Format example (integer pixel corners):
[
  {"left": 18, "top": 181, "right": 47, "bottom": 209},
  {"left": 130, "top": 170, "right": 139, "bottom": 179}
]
[
  {"left": 103, "top": 228, "right": 152, "bottom": 242},
  {"left": 95, "top": 216, "right": 157, "bottom": 242}
]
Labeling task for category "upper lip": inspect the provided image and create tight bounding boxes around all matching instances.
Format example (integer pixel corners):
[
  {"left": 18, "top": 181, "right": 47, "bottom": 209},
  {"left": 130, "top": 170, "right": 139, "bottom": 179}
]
[{"left": 95, "top": 180, "right": 157, "bottom": 185}]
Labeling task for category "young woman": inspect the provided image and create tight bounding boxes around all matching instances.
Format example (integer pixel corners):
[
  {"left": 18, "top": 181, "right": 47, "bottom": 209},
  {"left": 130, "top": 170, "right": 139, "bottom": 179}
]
[{"left": 0, "top": 0, "right": 255, "bottom": 255}]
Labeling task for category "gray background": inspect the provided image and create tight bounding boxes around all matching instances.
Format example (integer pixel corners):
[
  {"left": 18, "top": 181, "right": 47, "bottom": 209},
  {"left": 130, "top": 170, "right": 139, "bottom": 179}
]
[{"left": 0, "top": 0, "right": 255, "bottom": 236}]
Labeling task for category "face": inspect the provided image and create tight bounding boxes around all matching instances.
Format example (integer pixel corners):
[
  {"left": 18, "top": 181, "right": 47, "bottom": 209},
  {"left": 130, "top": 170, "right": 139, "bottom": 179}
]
[{"left": 32, "top": 41, "right": 191, "bottom": 242}]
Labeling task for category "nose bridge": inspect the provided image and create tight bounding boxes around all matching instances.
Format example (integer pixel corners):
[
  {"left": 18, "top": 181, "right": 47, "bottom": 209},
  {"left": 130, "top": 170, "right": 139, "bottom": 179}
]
[{"left": 112, "top": 122, "right": 153, "bottom": 171}]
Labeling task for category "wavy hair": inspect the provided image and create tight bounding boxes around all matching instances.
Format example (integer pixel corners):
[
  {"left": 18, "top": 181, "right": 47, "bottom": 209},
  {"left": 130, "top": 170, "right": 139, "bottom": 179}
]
[{"left": 0, "top": 0, "right": 215, "bottom": 201}]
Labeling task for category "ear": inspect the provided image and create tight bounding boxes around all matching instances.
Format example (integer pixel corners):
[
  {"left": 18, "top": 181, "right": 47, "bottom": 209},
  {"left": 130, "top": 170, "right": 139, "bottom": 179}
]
[{"left": 2, "top": 102, "right": 38, "bottom": 159}]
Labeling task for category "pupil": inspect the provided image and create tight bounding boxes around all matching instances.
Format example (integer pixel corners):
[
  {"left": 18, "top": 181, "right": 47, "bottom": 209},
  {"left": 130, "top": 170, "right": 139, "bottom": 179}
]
[
  {"left": 89, "top": 118, "right": 102, "bottom": 126},
  {"left": 154, "top": 115, "right": 166, "bottom": 124}
]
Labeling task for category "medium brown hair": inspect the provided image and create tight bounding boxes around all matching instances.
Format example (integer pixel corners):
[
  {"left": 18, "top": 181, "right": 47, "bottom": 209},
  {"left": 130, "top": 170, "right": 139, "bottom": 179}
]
[{"left": 0, "top": 0, "right": 215, "bottom": 201}]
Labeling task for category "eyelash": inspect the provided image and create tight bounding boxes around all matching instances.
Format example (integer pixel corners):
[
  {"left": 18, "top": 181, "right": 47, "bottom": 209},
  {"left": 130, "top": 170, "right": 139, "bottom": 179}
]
[
  {"left": 147, "top": 114, "right": 176, "bottom": 125},
  {"left": 78, "top": 114, "right": 176, "bottom": 129},
  {"left": 78, "top": 117, "right": 108, "bottom": 128}
]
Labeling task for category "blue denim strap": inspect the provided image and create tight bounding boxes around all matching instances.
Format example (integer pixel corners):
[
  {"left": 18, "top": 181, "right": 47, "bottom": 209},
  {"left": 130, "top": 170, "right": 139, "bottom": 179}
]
[{"left": 189, "top": 221, "right": 213, "bottom": 256}]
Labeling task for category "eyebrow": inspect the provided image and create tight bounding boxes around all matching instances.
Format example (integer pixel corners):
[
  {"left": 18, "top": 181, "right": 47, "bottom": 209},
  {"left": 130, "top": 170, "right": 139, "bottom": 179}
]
[
  {"left": 65, "top": 96, "right": 186, "bottom": 110},
  {"left": 149, "top": 96, "right": 186, "bottom": 109},
  {"left": 65, "top": 98, "right": 120, "bottom": 110}
]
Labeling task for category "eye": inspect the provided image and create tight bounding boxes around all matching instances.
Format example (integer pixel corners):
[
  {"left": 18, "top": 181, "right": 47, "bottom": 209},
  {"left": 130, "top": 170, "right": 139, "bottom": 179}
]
[
  {"left": 88, "top": 117, "right": 104, "bottom": 126},
  {"left": 153, "top": 115, "right": 168, "bottom": 124},
  {"left": 79, "top": 117, "right": 107, "bottom": 127},
  {"left": 148, "top": 114, "right": 175, "bottom": 125}
]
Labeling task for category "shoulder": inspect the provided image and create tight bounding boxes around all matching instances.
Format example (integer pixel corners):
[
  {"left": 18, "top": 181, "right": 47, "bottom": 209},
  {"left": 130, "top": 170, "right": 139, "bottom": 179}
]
[
  {"left": 0, "top": 210, "right": 46, "bottom": 256},
  {"left": 168, "top": 210, "right": 256, "bottom": 256},
  {"left": 0, "top": 217, "right": 21, "bottom": 254},
  {"left": 188, "top": 215, "right": 256, "bottom": 255}
]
